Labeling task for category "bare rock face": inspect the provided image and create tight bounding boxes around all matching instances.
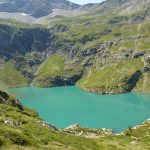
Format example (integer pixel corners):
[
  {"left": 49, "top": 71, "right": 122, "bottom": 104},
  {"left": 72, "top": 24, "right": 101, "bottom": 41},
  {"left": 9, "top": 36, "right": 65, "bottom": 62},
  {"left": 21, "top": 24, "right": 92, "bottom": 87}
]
[
  {"left": 2, "top": 120, "right": 22, "bottom": 126},
  {"left": 132, "top": 51, "right": 145, "bottom": 59},
  {"left": 65, "top": 124, "right": 80, "bottom": 130},
  {"left": 38, "top": 121, "right": 58, "bottom": 131},
  {"left": 64, "top": 124, "right": 113, "bottom": 138}
]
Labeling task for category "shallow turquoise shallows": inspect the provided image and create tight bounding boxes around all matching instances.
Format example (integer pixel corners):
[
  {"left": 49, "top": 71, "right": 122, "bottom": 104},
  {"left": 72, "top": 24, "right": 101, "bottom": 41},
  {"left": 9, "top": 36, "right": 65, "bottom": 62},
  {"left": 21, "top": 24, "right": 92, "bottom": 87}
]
[{"left": 9, "top": 86, "right": 150, "bottom": 132}]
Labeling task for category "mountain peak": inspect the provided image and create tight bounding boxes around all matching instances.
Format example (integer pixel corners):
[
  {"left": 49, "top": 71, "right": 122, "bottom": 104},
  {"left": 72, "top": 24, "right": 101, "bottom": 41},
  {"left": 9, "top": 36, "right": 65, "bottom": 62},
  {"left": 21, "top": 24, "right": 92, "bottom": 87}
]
[{"left": 0, "top": 0, "right": 80, "bottom": 18}]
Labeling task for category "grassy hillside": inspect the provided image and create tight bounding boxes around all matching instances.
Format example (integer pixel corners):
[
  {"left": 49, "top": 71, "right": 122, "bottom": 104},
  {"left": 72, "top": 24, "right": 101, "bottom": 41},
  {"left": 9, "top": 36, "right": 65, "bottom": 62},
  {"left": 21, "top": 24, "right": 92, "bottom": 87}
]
[
  {"left": 77, "top": 59, "right": 144, "bottom": 94},
  {"left": 48, "top": 10, "right": 150, "bottom": 93},
  {"left": 0, "top": 90, "right": 100, "bottom": 150},
  {"left": 133, "top": 73, "right": 150, "bottom": 93},
  {"left": 33, "top": 54, "right": 83, "bottom": 87},
  {"left": 1, "top": 90, "right": 150, "bottom": 149},
  {"left": 0, "top": 62, "right": 28, "bottom": 88},
  {"left": 50, "top": 13, "right": 150, "bottom": 53},
  {"left": 36, "top": 55, "right": 65, "bottom": 76},
  {"left": 33, "top": 55, "right": 65, "bottom": 87}
]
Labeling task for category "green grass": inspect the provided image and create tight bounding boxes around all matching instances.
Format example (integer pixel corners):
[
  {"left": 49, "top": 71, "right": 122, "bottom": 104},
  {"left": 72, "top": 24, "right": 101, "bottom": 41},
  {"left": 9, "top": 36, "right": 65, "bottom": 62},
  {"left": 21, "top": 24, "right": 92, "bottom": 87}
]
[
  {"left": 0, "top": 90, "right": 101, "bottom": 150},
  {"left": 33, "top": 55, "right": 65, "bottom": 87},
  {"left": 36, "top": 55, "right": 65, "bottom": 76},
  {"left": 110, "top": 36, "right": 150, "bottom": 54},
  {"left": 50, "top": 12, "right": 150, "bottom": 54},
  {"left": 1, "top": 90, "right": 150, "bottom": 150},
  {"left": 110, "top": 40, "right": 137, "bottom": 53},
  {"left": 33, "top": 54, "right": 84, "bottom": 87},
  {"left": 133, "top": 73, "right": 150, "bottom": 93},
  {"left": 0, "top": 18, "right": 47, "bottom": 29},
  {"left": 0, "top": 62, "right": 28, "bottom": 88},
  {"left": 77, "top": 59, "right": 144, "bottom": 94}
]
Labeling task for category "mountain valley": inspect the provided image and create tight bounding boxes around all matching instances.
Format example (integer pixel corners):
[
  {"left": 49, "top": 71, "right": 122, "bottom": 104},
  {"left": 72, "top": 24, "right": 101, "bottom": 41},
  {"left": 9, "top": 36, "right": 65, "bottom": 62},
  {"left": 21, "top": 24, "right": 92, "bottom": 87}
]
[
  {"left": 0, "top": 0, "right": 150, "bottom": 93},
  {"left": 0, "top": 0, "right": 150, "bottom": 149}
]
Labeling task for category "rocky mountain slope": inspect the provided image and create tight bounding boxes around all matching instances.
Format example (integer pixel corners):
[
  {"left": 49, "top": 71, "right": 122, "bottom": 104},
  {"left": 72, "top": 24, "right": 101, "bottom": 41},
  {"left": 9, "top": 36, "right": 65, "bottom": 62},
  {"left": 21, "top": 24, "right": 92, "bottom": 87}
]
[
  {"left": 1, "top": 89, "right": 150, "bottom": 149},
  {"left": 0, "top": 0, "right": 79, "bottom": 18},
  {"left": 0, "top": 0, "right": 150, "bottom": 94},
  {"left": 0, "top": 24, "right": 52, "bottom": 57},
  {"left": 1, "top": 0, "right": 150, "bottom": 24},
  {"left": 81, "top": 0, "right": 150, "bottom": 16},
  {"left": 0, "top": 12, "right": 36, "bottom": 23}
]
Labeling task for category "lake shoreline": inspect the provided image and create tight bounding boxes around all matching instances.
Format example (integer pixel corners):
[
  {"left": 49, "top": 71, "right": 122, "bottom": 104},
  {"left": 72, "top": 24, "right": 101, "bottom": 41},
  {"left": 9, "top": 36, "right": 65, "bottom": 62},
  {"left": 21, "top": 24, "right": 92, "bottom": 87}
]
[
  {"left": 9, "top": 86, "right": 150, "bottom": 134},
  {"left": 2, "top": 86, "right": 150, "bottom": 139},
  {"left": 9, "top": 85, "right": 150, "bottom": 95}
]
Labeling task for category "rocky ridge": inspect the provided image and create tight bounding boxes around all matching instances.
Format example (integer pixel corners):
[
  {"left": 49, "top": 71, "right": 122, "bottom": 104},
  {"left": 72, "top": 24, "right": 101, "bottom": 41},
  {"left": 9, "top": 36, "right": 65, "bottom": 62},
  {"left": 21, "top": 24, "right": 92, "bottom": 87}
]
[{"left": 0, "top": 0, "right": 79, "bottom": 18}]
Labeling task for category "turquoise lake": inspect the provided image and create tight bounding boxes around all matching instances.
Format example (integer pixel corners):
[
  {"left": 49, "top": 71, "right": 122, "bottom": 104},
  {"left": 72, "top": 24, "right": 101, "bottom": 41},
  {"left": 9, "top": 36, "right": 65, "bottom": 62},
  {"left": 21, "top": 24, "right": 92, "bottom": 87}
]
[{"left": 9, "top": 86, "right": 150, "bottom": 132}]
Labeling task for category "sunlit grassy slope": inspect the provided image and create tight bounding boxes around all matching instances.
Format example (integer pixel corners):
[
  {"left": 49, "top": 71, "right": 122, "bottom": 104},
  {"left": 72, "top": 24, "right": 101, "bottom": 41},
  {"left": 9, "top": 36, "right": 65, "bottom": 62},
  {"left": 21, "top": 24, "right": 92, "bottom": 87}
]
[
  {"left": 0, "top": 63, "right": 28, "bottom": 88},
  {"left": 133, "top": 73, "right": 150, "bottom": 93},
  {"left": 1, "top": 90, "right": 150, "bottom": 150},
  {"left": 77, "top": 59, "right": 144, "bottom": 93},
  {"left": 50, "top": 12, "right": 150, "bottom": 53},
  {"left": 36, "top": 55, "right": 65, "bottom": 76}
]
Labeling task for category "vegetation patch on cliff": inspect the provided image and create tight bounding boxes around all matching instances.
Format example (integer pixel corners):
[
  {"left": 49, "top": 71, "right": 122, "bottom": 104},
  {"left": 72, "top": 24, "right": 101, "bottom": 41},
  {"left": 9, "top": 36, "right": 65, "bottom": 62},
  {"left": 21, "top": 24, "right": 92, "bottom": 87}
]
[{"left": 33, "top": 55, "right": 65, "bottom": 87}]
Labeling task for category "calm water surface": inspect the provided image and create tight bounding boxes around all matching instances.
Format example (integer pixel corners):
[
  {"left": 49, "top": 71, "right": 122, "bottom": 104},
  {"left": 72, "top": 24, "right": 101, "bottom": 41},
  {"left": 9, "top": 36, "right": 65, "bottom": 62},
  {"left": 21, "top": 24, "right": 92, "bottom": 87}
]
[{"left": 9, "top": 86, "right": 150, "bottom": 132}]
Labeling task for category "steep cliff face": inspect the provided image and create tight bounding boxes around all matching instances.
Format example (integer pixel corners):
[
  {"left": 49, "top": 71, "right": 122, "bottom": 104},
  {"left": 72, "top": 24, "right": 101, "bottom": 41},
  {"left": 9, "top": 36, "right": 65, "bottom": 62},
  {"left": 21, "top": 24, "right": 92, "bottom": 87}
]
[
  {"left": 0, "top": 0, "right": 80, "bottom": 18},
  {"left": 0, "top": 24, "right": 53, "bottom": 58},
  {"left": 0, "top": 23, "right": 56, "bottom": 87}
]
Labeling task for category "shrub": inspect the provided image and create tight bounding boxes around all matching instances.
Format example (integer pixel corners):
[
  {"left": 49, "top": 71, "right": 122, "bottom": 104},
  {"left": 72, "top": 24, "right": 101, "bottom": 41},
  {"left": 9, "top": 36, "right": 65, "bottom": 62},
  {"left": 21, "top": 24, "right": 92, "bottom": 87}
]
[{"left": 5, "top": 131, "right": 31, "bottom": 146}]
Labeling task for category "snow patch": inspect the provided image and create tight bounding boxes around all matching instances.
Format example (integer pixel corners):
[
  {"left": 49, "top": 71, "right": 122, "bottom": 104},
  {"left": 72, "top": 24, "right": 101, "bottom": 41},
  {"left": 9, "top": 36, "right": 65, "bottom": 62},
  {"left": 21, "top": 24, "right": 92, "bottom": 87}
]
[{"left": 21, "top": 13, "right": 27, "bottom": 16}]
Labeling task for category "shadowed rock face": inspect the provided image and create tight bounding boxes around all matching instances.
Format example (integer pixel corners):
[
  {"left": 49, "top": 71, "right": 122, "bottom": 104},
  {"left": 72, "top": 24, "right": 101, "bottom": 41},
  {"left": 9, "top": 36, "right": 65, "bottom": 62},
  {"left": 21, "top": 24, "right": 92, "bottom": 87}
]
[
  {"left": 125, "top": 70, "right": 142, "bottom": 92},
  {"left": 0, "top": 24, "right": 54, "bottom": 58},
  {"left": 0, "top": 0, "right": 80, "bottom": 18}
]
